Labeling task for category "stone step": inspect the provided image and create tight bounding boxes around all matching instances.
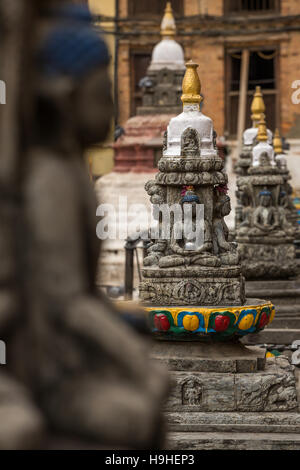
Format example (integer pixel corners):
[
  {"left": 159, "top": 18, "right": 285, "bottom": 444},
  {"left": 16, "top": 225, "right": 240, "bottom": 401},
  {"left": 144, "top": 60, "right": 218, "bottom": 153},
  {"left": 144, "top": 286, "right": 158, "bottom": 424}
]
[
  {"left": 167, "top": 431, "right": 300, "bottom": 450},
  {"left": 275, "top": 306, "right": 300, "bottom": 314},
  {"left": 271, "top": 318, "right": 300, "bottom": 328},
  {"left": 166, "top": 412, "right": 300, "bottom": 434},
  {"left": 246, "top": 289, "right": 300, "bottom": 305},
  {"left": 246, "top": 279, "right": 300, "bottom": 290},
  {"left": 242, "top": 328, "right": 300, "bottom": 345}
]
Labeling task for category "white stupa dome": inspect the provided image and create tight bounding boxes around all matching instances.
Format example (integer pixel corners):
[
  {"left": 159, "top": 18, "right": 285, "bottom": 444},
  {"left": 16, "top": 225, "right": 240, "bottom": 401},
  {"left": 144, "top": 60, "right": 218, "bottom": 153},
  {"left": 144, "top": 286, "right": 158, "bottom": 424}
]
[
  {"left": 148, "top": 2, "right": 185, "bottom": 72},
  {"left": 149, "top": 38, "right": 185, "bottom": 71}
]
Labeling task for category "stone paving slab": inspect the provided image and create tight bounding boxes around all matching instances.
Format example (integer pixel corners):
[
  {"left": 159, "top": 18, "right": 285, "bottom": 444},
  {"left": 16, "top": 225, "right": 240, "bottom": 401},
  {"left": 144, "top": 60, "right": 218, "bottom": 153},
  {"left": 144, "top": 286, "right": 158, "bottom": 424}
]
[
  {"left": 167, "top": 431, "right": 300, "bottom": 450},
  {"left": 166, "top": 412, "right": 300, "bottom": 433}
]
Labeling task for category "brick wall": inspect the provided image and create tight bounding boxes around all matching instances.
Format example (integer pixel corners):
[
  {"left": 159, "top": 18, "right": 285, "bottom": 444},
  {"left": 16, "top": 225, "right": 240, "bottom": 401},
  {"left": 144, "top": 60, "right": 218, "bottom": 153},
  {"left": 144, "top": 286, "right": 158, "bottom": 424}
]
[
  {"left": 184, "top": 0, "right": 223, "bottom": 16},
  {"left": 281, "top": 0, "right": 300, "bottom": 16},
  {"left": 117, "top": 0, "right": 300, "bottom": 137},
  {"left": 185, "top": 39, "right": 225, "bottom": 135},
  {"left": 280, "top": 32, "right": 300, "bottom": 137}
]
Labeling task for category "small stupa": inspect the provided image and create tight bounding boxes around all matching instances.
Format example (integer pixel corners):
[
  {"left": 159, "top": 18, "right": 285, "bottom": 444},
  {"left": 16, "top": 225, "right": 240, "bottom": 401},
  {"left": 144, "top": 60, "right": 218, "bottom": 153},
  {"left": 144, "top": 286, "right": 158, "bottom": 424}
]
[
  {"left": 236, "top": 114, "right": 297, "bottom": 280},
  {"left": 96, "top": 2, "right": 186, "bottom": 286},
  {"left": 140, "top": 62, "right": 274, "bottom": 341},
  {"left": 137, "top": 1, "right": 185, "bottom": 116},
  {"left": 137, "top": 66, "right": 300, "bottom": 450},
  {"left": 114, "top": 2, "right": 185, "bottom": 172},
  {"left": 235, "top": 86, "right": 273, "bottom": 178}
]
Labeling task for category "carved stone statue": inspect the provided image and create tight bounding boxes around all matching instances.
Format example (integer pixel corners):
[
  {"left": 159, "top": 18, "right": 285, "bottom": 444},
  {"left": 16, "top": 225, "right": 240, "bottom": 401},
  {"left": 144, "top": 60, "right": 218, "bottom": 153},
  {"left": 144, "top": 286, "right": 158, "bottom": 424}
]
[
  {"left": 158, "top": 189, "right": 220, "bottom": 268},
  {"left": 249, "top": 190, "right": 284, "bottom": 236},
  {"left": 0, "top": 2, "right": 168, "bottom": 449},
  {"left": 212, "top": 191, "right": 239, "bottom": 265}
]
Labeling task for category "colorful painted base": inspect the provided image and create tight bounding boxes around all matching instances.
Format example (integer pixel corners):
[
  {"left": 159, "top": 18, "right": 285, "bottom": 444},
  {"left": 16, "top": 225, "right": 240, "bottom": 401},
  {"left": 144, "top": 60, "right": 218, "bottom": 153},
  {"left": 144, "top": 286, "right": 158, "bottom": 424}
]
[{"left": 146, "top": 299, "right": 275, "bottom": 341}]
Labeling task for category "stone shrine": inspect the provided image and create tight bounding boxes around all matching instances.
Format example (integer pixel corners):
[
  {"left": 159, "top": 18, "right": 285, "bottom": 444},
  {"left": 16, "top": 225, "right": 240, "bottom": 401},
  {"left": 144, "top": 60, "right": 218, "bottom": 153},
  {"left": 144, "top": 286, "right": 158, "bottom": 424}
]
[
  {"left": 234, "top": 86, "right": 273, "bottom": 231},
  {"left": 96, "top": 2, "right": 186, "bottom": 287},
  {"left": 140, "top": 62, "right": 274, "bottom": 339},
  {"left": 236, "top": 115, "right": 298, "bottom": 280},
  {"left": 240, "top": 127, "right": 300, "bottom": 346},
  {"left": 114, "top": 2, "right": 185, "bottom": 173},
  {"left": 138, "top": 63, "right": 300, "bottom": 450}
]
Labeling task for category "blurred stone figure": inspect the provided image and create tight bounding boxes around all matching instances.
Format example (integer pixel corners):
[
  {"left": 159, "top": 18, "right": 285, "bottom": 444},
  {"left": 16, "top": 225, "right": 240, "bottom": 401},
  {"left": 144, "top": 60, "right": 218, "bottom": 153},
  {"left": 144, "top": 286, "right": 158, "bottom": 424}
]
[{"left": 0, "top": 1, "right": 167, "bottom": 449}]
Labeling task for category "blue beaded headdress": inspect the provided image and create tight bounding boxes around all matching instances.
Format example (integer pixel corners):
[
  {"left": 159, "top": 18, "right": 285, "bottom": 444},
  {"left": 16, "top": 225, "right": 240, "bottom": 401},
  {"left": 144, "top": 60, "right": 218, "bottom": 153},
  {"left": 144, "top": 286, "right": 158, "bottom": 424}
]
[
  {"left": 37, "top": 4, "right": 110, "bottom": 79},
  {"left": 259, "top": 190, "right": 272, "bottom": 197},
  {"left": 182, "top": 191, "right": 200, "bottom": 203}
]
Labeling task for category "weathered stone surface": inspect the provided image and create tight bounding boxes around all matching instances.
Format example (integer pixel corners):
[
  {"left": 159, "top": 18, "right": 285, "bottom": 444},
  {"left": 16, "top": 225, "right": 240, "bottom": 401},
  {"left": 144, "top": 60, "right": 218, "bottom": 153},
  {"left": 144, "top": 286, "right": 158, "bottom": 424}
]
[
  {"left": 151, "top": 341, "right": 266, "bottom": 373},
  {"left": 166, "top": 411, "right": 300, "bottom": 433},
  {"left": 242, "top": 329, "right": 300, "bottom": 346},
  {"left": 154, "top": 344, "right": 298, "bottom": 413},
  {"left": 167, "top": 431, "right": 300, "bottom": 450},
  {"left": 234, "top": 93, "right": 298, "bottom": 281},
  {"left": 140, "top": 273, "right": 245, "bottom": 306}
]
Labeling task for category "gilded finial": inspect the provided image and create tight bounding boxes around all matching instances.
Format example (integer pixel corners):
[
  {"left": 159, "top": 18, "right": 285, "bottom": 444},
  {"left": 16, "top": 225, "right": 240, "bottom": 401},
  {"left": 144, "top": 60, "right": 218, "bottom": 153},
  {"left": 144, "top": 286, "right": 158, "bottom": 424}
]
[
  {"left": 181, "top": 60, "right": 202, "bottom": 107},
  {"left": 251, "top": 86, "right": 266, "bottom": 124},
  {"left": 257, "top": 114, "right": 268, "bottom": 142},
  {"left": 161, "top": 2, "right": 176, "bottom": 37},
  {"left": 273, "top": 128, "right": 283, "bottom": 154}
]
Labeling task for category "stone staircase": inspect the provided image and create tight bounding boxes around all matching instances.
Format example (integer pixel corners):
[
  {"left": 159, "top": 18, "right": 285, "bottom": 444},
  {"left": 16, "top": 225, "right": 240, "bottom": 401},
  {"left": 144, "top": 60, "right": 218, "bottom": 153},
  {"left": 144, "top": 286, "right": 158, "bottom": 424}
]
[
  {"left": 243, "top": 278, "right": 300, "bottom": 345},
  {"left": 167, "top": 412, "right": 300, "bottom": 449}
]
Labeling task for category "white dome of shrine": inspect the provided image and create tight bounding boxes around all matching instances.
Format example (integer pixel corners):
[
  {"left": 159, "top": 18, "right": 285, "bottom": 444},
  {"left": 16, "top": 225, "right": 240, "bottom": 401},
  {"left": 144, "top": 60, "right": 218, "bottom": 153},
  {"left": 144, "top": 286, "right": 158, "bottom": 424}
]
[
  {"left": 243, "top": 126, "right": 273, "bottom": 146},
  {"left": 149, "top": 38, "right": 185, "bottom": 72},
  {"left": 148, "top": 2, "right": 185, "bottom": 72}
]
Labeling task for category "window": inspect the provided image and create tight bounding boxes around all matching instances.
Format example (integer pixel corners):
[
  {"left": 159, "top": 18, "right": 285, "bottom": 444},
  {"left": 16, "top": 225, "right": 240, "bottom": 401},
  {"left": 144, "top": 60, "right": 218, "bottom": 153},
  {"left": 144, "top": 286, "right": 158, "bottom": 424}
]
[
  {"left": 128, "top": 0, "right": 184, "bottom": 18},
  {"left": 225, "top": 48, "right": 279, "bottom": 137},
  {"left": 130, "top": 51, "right": 152, "bottom": 116},
  {"left": 225, "top": 0, "right": 280, "bottom": 14}
]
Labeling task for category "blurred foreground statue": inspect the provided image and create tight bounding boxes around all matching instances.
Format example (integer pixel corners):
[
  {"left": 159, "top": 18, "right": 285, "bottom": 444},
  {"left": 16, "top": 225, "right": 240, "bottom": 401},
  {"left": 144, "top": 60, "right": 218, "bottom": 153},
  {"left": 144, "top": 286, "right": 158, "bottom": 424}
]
[{"left": 0, "top": 1, "right": 167, "bottom": 449}]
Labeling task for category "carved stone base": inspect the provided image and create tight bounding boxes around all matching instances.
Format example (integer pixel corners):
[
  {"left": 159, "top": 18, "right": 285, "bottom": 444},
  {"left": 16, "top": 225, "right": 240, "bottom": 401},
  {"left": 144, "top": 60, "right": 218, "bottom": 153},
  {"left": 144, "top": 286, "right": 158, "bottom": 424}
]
[
  {"left": 140, "top": 266, "right": 245, "bottom": 306},
  {"left": 238, "top": 242, "right": 298, "bottom": 280},
  {"left": 151, "top": 342, "right": 300, "bottom": 449}
]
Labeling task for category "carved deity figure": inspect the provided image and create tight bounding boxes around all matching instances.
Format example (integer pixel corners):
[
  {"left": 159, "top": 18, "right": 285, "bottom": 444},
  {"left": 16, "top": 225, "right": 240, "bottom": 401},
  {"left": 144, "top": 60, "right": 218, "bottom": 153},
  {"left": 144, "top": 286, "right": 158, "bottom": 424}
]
[
  {"left": 278, "top": 191, "right": 296, "bottom": 237},
  {"left": 212, "top": 190, "right": 239, "bottom": 265},
  {"left": 249, "top": 190, "right": 285, "bottom": 237},
  {"left": 236, "top": 190, "right": 252, "bottom": 235},
  {"left": 158, "top": 189, "right": 220, "bottom": 268},
  {"left": 181, "top": 128, "right": 201, "bottom": 157}
]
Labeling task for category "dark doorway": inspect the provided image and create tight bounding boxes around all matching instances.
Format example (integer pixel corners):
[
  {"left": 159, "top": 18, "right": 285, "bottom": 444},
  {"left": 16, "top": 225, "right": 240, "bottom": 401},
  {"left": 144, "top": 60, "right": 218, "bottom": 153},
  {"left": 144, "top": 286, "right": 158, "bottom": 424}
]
[
  {"left": 130, "top": 51, "right": 152, "bottom": 116},
  {"left": 224, "top": 0, "right": 280, "bottom": 14},
  {"left": 226, "top": 48, "right": 279, "bottom": 137}
]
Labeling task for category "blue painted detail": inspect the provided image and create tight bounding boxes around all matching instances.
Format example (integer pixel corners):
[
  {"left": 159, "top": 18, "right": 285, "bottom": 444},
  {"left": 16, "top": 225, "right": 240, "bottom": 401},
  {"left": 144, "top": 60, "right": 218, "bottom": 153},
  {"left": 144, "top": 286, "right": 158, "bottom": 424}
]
[
  {"left": 176, "top": 311, "right": 205, "bottom": 333},
  {"left": 236, "top": 308, "right": 258, "bottom": 335}
]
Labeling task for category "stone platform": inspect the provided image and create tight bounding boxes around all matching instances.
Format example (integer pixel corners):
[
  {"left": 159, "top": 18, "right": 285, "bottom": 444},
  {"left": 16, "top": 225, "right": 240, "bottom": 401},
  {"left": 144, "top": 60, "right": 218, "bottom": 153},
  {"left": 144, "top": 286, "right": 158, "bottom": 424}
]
[
  {"left": 242, "top": 278, "right": 300, "bottom": 345},
  {"left": 151, "top": 341, "right": 300, "bottom": 450}
]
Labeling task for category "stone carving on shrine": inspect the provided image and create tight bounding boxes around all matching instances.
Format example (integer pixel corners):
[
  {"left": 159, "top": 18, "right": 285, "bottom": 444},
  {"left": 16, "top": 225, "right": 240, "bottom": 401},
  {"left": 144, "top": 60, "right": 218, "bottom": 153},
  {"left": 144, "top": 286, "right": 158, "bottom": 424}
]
[{"left": 139, "top": 61, "right": 275, "bottom": 340}]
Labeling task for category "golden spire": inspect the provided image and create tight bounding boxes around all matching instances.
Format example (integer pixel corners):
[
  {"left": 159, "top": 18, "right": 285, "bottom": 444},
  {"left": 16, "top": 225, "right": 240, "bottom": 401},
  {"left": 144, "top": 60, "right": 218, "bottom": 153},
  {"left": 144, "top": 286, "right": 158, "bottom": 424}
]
[
  {"left": 161, "top": 2, "right": 176, "bottom": 37},
  {"left": 181, "top": 60, "right": 202, "bottom": 107},
  {"left": 273, "top": 128, "right": 283, "bottom": 154},
  {"left": 257, "top": 114, "right": 268, "bottom": 142},
  {"left": 251, "top": 86, "right": 266, "bottom": 124}
]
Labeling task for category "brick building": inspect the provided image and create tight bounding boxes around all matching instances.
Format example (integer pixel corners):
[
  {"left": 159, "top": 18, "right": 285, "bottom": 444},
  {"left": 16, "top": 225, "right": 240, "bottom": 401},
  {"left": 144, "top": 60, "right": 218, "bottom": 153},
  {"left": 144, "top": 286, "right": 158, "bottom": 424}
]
[{"left": 115, "top": 0, "right": 300, "bottom": 141}]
